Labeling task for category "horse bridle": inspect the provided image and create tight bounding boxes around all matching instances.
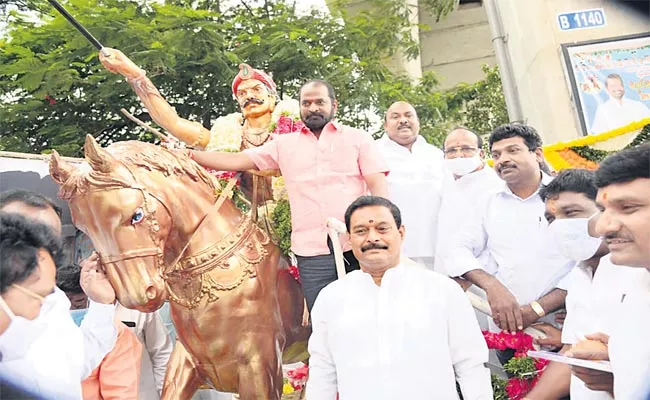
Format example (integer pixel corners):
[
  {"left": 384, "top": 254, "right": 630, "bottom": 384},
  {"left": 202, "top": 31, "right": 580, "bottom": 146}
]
[{"left": 95, "top": 160, "right": 240, "bottom": 276}]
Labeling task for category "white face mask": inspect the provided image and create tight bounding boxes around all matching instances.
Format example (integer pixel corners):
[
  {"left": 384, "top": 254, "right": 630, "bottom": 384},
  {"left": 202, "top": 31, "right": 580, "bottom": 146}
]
[
  {"left": 444, "top": 155, "right": 482, "bottom": 177},
  {"left": 549, "top": 214, "right": 602, "bottom": 261},
  {"left": 0, "top": 287, "right": 68, "bottom": 361}
]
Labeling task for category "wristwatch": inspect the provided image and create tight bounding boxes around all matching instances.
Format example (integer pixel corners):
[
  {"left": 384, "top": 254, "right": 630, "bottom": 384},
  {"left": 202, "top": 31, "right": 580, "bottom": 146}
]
[{"left": 530, "top": 301, "right": 546, "bottom": 318}]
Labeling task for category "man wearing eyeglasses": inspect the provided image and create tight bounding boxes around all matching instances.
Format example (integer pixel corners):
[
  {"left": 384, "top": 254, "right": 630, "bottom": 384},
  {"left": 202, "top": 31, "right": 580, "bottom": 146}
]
[
  {"left": 435, "top": 127, "right": 503, "bottom": 281},
  {"left": 376, "top": 101, "right": 448, "bottom": 271},
  {"left": 441, "top": 125, "right": 574, "bottom": 361}
]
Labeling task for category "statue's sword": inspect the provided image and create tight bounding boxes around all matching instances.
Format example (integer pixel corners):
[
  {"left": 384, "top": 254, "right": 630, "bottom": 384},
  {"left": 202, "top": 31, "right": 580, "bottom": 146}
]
[{"left": 46, "top": 0, "right": 108, "bottom": 55}]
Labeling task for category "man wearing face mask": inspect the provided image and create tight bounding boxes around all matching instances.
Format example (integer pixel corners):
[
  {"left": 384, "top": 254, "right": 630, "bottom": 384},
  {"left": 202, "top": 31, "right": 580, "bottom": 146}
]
[
  {"left": 435, "top": 127, "right": 503, "bottom": 277},
  {"left": 0, "top": 191, "right": 118, "bottom": 400},
  {"left": 442, "top": 124, "right": 574, "bottom": 349},
  {"left": 524, "top": 168, "right": 650, "bottom": 400},
  {"left": 376, "top": 101, "right": 447, "bottom": 271},
  {"left": 566, "top": 144, "right": 650, "bottom": 400}
]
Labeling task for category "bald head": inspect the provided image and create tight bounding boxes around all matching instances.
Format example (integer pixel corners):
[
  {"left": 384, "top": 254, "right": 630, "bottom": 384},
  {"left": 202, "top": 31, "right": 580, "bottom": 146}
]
[
  {"left": 443, "top": 128, "right": 483, "bottom": 159},
  {"left": 384, "top": 101, "right": 420, "bottom": 150},
  {"left": 0, "top": 190, "right": 62, "bottom": 236}
]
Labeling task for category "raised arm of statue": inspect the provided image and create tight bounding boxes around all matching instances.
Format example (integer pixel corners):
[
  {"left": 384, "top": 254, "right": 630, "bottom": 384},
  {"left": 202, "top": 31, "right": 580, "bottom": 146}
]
[{"left": 99, "top": 48, "right": 210, "bottom": 148}]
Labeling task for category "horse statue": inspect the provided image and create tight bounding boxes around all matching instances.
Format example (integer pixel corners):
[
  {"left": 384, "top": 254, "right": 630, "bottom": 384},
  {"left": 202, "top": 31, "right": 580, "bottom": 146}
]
[{"left": 49, "top": 135, "right": 310, "bottom": 399}]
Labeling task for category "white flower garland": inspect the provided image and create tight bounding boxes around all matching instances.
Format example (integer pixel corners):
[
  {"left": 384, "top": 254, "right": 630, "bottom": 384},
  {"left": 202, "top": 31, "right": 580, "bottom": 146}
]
[{"left": 206, "top": 99, "right": 301, "bottom": 201}]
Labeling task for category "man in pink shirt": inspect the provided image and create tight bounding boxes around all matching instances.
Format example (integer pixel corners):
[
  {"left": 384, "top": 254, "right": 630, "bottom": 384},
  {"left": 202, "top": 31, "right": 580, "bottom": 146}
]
[{"left": 189, "top": 80, "right": 389, "bottom": 310}]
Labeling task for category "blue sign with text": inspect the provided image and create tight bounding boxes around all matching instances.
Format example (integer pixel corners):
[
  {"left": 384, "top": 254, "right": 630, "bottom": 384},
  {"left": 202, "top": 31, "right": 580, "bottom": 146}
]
[{"left": 558, "top": 9, "right": 607, "bottom": 31}]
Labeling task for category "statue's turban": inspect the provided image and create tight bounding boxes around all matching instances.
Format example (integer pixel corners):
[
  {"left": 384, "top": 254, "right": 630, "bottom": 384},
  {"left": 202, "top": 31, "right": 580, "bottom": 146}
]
[{"left": 231, "top": 63, "right": 277, "bottom": 96}]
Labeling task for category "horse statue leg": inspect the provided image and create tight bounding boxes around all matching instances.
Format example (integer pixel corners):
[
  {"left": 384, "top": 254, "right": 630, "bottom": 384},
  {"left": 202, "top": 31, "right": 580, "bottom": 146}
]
[
  {"left": 236, "top": 342, "right": 283, "bottom": 400},
  {"left": 162, "top": 341, "right": 204, "bottom": 400}
]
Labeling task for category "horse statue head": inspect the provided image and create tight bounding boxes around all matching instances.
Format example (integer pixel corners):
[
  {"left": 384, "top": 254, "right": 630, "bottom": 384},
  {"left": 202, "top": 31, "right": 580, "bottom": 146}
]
[{"left": 49, "top": 135, "right": 235, "bottom": 312}]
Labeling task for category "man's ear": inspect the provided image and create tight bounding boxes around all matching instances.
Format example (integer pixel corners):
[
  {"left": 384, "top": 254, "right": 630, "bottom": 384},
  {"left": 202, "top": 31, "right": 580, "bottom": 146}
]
[
  {"left": 398, "top": 225, "right": 406, "bottom": 240},
  {"left": 479, "top": 149, "right": 486, "bottom": 159},
  {"left": 534, "top": 147, "right": 544, "bottom": 162}
]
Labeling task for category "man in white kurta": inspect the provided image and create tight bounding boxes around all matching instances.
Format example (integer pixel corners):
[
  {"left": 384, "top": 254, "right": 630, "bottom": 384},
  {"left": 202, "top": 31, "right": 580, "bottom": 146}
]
[
  {"left": 526, "top": 168, "right": 650, "bottom": 400},
  {"left": 307, "top": 196, "right": 492, "bottom": 400},
  {"left": 590, "top": 74, "right": 650, "bottom": 134},
  {"left": 441, "top": 125, "right": 574, "bottom": 335},
  {"left": 568, "top": 144, "right": 650, "bottom": 399},
  {"left": 436, "top": 127, "right": 503, "bottom": 276},
  {"left": 376, "top": 101, "right": 447, "bottom": 271}
]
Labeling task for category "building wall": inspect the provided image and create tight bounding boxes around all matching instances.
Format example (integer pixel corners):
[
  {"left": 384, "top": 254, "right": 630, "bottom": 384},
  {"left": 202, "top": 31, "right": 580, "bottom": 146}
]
[
  {"left": 418, "top": 1, "right": 496, "bottom": 89},
  {"left": 496, "top": 0, "right": 650, "bottom": 142}
]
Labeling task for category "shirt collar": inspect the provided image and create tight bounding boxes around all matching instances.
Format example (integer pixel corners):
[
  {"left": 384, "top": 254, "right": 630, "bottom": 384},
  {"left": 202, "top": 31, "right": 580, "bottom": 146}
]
[
  {"left": 300, "top": 120, "right": 340, "bottom": 135},
  {"left": 500, "top": 172, "right": 553, "bottom": 200},
  {"left": 380, "top": 134, "right": 424, "bottom": 153},
  {"left": 354, "top": 262, "right": 406, "bottom": 286}
]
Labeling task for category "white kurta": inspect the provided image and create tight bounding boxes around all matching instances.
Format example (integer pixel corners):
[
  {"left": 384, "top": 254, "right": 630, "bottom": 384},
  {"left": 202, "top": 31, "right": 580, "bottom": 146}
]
[
  {"left": 376, "top": 135, "right": 448, "bottom": 267},
  {"left": 561, "top": 255, "right": 650, "bottom": 400},
  {"left": 609, "top": 290, "right": 650, "bottom": 400},
  {"left": 590, "top": 97, "right": 650, "bottom": 134},
  {"left": 116, "top": 306, "right": 174, "bottom": 399},
  {"left": 435, "top": 165, "right": 503, "bottom": 275},
  {"left": 307, "top": 263, "right": 492, "bottom": 400},
  {"left": 442, "top": 174, "right": 575, "bottom": 331},
  {"left": 0, "top": 289, "right": 117, "bottom": 400}
]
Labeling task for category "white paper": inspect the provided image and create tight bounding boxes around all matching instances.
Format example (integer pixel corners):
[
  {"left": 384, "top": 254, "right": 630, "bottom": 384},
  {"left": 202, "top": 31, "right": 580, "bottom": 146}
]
[{"left": 527, "top": 350, "right": 612, "bottom": 373}]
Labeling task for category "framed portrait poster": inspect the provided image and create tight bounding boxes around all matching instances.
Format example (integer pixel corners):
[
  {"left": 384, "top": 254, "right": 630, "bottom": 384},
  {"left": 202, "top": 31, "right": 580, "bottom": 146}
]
[{"left": 561, "top": 33, "right": 650, "bottom": 136}]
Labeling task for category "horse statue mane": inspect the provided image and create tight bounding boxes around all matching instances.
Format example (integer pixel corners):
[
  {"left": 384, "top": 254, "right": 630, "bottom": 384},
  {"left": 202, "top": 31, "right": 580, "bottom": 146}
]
[{"left": 51, "top": 136, "right": 218, "bottom": 201}]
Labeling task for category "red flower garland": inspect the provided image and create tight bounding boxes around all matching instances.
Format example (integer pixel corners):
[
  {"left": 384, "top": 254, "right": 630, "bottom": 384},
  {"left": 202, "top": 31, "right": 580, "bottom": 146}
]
[
  {"left": 483, "top": 330, "right": 549, "bottom": 399},
  {"left": 273, "top": 115, "right": 305, "bottom": 135},
  {"left": 287, "top": 265, "right": 301, "bottom": 284},
  {"left": 287, "top": 364, "right": 309, "bottom": 390}
]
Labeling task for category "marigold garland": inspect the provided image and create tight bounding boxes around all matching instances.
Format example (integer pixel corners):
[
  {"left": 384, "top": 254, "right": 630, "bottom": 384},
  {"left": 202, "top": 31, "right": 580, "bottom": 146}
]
[{"left": 487, "top": 119, "right": 649, "bottom": 170}]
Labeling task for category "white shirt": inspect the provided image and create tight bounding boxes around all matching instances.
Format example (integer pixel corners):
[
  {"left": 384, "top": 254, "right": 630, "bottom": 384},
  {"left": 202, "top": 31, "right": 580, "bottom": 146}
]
[
  {"left": 0, "top": 289, "right": 117, "bottom": 400},
  {"left": 590, "top": 97, "right": 650, "bottom": 134},
  {"left": 561, "top": 255, "right": 650, "bottom": 400},
  {"left": 435, "top": 165, "right": 503, "bottom": 275},
  {"left": 609, "top": 290, "right": 650, "bottom": 400},
  {"left": 377, "top": 135, "right": 448, "bottom": 261},
  {"left": 442, "top": 174, "right": 575, "bottom": 330},
  {"left": 116, "top": 305, "right": 173, "bottom": 400},
  {"left": 307, "top": 263, "right": 492, "bottom": 400}
]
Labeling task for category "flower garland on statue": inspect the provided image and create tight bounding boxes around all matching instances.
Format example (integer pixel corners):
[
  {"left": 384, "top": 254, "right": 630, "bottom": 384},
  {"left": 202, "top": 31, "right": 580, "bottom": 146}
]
[
  {"left": 206, "top": 99, "right": 302, "bottom": 284},
  {"left": 486, "top": 117, "right": 650, "bottom": 170},
  {"left": 483, "top": 330, "right": 550, "bottom": 399}
]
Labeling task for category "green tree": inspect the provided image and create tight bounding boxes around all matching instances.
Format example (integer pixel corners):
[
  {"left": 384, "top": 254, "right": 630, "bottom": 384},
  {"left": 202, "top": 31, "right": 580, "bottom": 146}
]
[
  {"left": 0, "top": 0, "right": 454, "bottom": 156},
  {"left": 372, "top": 65, "right": 508, "bottom": 147}
]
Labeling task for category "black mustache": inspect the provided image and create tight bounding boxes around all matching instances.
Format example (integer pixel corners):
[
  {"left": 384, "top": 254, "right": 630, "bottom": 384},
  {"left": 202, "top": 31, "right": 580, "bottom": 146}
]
[
  {"left": 398, "top": 123, "right": 410, "bottom": 129},
  {"left": 497, "top": 163, "right": 516, "bottom": 172},
  {"left": 604, "top": 232, "right": 631, "bottom": 241},
  {"left": 361, "top": 243, "right": 389, "bottom": 252},
  {"left": 242, "top": 98, "right": 265, "bottom": 108},
  {"left": 307, "top": 112, "right": 325, "bottom": 119}
]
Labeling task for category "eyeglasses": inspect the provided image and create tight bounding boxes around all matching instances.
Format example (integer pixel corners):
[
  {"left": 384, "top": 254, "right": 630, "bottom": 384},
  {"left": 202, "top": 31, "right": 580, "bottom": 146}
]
[{"left": 443, "top": 146, "right": 479, "bottom": 156}]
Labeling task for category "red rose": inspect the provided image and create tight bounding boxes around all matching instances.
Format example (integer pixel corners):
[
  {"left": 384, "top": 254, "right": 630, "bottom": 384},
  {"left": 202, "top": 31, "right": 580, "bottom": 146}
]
[{"left": 274, "top": 116, "right": 293, "bottom": 134}]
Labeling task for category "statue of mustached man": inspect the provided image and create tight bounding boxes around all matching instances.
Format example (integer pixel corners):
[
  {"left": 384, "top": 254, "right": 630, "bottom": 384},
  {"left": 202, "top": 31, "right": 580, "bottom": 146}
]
[{"left": 99, "top": 49, "right": 302, "bottom": 239}]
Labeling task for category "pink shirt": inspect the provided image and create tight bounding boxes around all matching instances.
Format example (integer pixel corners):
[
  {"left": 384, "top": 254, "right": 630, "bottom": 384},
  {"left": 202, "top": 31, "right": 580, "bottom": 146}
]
[{"left": 244, "top": 121, "right": 389, "bottom": 256}]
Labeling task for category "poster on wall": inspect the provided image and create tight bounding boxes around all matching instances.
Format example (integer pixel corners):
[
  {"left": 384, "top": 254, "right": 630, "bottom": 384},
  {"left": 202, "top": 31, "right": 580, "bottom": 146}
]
[{"left": 561, "top": 33, "right": 650, "bottom": 136}]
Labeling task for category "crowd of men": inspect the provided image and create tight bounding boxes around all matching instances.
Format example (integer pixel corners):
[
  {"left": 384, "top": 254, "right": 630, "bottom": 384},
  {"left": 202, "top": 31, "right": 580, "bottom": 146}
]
[{"left": 0, "top": 72, "right": 649, "bottom": 400}]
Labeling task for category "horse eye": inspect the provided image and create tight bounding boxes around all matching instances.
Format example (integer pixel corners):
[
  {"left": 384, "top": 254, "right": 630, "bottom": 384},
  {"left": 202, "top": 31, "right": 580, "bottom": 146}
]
[{"left": 131, "top": 208, "right": 145, "bottom": 225}]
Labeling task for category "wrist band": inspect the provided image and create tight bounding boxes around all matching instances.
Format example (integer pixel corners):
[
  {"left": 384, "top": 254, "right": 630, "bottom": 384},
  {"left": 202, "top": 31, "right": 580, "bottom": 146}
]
[{"left": 530, "top": 301, "right": 546, "bottom": 317}]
